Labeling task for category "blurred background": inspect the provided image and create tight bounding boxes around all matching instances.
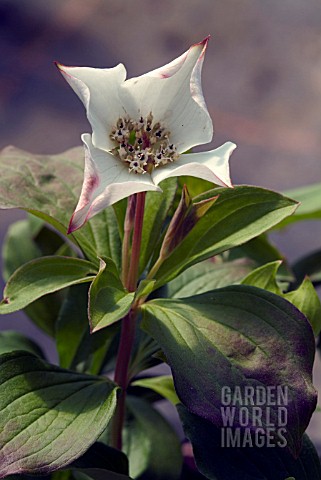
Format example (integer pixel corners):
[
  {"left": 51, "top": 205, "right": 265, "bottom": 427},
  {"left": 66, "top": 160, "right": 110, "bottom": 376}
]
[{"left": 0, "top": 0, "right": 321, "bottom": 450}]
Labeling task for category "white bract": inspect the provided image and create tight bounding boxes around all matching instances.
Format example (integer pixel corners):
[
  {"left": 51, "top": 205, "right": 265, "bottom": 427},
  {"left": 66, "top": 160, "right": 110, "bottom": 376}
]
[{"left": 57, "top": 38, "right": 236, "bottom": 233}]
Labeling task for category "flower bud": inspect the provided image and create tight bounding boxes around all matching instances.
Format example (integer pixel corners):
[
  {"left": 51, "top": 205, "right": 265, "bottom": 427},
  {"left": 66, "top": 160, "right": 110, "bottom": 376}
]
[{"left": 159, "top": 185, "right": 218, "bottom": 259}]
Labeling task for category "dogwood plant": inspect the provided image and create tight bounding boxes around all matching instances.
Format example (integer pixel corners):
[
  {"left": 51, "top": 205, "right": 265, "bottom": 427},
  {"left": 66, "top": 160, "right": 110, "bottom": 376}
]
[{"left": 0, "top": 38, "right": 320, "bottom": 480}]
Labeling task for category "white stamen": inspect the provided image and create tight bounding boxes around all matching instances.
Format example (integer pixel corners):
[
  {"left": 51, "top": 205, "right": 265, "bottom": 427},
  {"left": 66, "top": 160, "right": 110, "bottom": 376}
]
[{"left": 110, "top": 113, "right": 179, "bottom": 174}]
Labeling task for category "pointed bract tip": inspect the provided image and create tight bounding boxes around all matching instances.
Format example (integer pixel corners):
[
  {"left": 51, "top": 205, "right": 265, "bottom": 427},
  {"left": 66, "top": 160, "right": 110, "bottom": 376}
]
[
  {"left": 202, "top": 35, "right": 211, "bottom": 45},
  {"left": 54, "top": 61, "right": 63, "bottom": 70},
  {"left": 190, "top": 36, "right": 210, "bottom": 60},
  {"left": 195, "top": 35, "right": 211, "bottom": 48},
  {"left": 67, "top": 214, "right": 81, "bottom": 234},
  {"left": 54, "top": 61, "right": 71, "bottom": 77},
  {"left": 67, "top": 225, "right": 75, "bottom": 235},
  {"left": 54, "top": 62, "right": 76, "bottom": 77}
]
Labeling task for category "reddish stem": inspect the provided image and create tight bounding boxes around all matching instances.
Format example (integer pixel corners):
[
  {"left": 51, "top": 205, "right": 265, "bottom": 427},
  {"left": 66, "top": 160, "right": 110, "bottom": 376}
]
[
  {"left": 111, "top": 192, "right": 146, "bottom": 450},
  {"left": 126, "top": 192, "right": 146, "bottom": 292},
  {"left": 111, "top": 309, "right": 136, "bottom": 450}
]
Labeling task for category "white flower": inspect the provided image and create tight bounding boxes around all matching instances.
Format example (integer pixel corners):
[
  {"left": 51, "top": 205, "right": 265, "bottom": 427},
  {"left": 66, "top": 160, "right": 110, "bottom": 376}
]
[{"left": 57, "top": 38, "right": 236, "bottom": 233}]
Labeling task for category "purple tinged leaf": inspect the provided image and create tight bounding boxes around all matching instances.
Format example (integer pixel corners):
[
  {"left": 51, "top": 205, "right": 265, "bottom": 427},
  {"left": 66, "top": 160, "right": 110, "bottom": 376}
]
[
  {"left": 178, "top": 405, "right": 321, "bottom": 480},
  {"left": 141, "top": 285, "right": 317, "bottom": 457},
  {"left": 0, "top": 146, "right": 122, "bottom": 265}
]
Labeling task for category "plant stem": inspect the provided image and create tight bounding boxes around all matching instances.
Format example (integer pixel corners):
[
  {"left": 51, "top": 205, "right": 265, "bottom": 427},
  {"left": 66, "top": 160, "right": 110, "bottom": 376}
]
[
  {"left": 126, "top": 192, "right": 146, "bottom": 291},
  {"left": 146, "top": 255, "right": 164, "bottom": 281},
  {"left": 121, "top": 196, "right": 136, "bottom": 285},
  {"left": 121, "top": 230, "right": 131, "bottom": 286},
  {"left": 111, "top": 192, "right": 146, "bottom": 450},
  {"left": 111, "top": 309, "right": 137, "bottom": 450}
]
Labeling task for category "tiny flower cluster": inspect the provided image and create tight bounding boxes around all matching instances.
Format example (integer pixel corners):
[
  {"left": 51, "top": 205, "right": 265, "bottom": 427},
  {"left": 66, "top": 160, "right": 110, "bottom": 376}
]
[{"left": 110, "top": 113, "right": 179, "bottom": 174}]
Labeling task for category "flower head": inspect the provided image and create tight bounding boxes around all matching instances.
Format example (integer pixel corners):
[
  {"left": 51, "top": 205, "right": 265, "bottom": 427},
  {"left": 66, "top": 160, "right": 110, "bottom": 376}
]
[{"left": 57, "top": 37, "right": 236, "bottom": 233}]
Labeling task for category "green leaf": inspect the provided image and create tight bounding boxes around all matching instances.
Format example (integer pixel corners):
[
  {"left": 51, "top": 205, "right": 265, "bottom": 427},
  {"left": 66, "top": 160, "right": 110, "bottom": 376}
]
[
  {"left": 53, "top": 471, "right": 73, "bottom": 480},
  {"left": 228, "top": 234, "right": 283, "bottom": 264},
  {"left": 139, "top": 178, "right": 177, "bottom": 274},
  {"left": 284, "top": 277, "right": 321, "bottom": 336},
  {"left": 128, "top": 330, "right": 163, "bottom": 379},
  {"left": 0, "top": 351, "right": 118, "bottom": 478},
  {"left": 112, "top": 198, "right": 128, "bottom": 240},
  {"left": 141, "top": 285, "right": 317, "bottom": 457},
  {"left": 23, "top": 292, "right": 64, "bottom": 337},
  {"left": 0, "top": 146, "right": 122, "bottom": 266},
  {"left": 177, "top": 175, "right": 214, "bottom": 198},
  {"left": 89, "top": 257, "right": 135, "bottom": 332},
  {"left": 2, "top": 218, "right": 72, "bottom": 335},
  {"left": 135, "top": 280, "right": 156, "bottom": 300},
  {"left": 0, "top": 256, "right": 97, "bottom": 314},
  {"left": 0, "top": 331, "right": 44, "bottom": 358},
  {"left": 149, "top": 186, "right": 298, "bottom": 287},
  {"left": 2, "top": 218, "right": 42, "bottom": 281},
  {"left": 56, "top": 284, "right": 119, "bottom": 374},
  {"left": 275, "top": 182, "right": 321, "bottom": 228},
  {"left": 228, "top": 235, "right": 293, "bottom": 281},
  {"left": 167, "top": 259, "right": 254, "bottom": 298},
  {"left": 241, "top": 260, "right": 283, "bottom": 294},
  {"left": 241, "top": 262, "right": 321, "bottom": 336},
  {"left": 131, "top": 376, "right": 179, "bottom": 405},
  {"left": 32, "top": 218, "right": 74, "bottom": 257},
  {"left": 178, "top": 405, "right": 321, "bottom": 480},
  {"left": 123, "top": 396, "right": 182, "bottom": 480}
]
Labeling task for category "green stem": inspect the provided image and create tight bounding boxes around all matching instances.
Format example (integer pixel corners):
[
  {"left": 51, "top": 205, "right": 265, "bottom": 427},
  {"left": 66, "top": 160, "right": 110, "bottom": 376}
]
[
  {"left": 121, "top": 233, "right": 131, "bottom": 285},
  {"left": 121, "top": 196, "right": 136, "bottom": 285},
  {"left": 111, "top": 192, "right": 146, "bottom": 450},
  {"left": 146, "top": 255, "right": 165, "bottom": 281}
]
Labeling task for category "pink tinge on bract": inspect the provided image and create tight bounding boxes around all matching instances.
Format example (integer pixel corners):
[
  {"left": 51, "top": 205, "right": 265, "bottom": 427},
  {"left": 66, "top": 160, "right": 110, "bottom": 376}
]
[
  {"left": 67, "top": 133, "right": 161, "bottom": 233},
  {"left": 67, "top": 174, "right": 99, "bottom": 234},
  {"left": 145, "top": 36, "right": 210, "bottom": 80}
]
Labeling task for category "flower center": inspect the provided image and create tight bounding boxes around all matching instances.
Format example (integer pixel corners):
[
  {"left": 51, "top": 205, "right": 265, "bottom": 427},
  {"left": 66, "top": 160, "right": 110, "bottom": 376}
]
[{"left": 110, "top": 113, "right": 179, "bottom": 174}]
